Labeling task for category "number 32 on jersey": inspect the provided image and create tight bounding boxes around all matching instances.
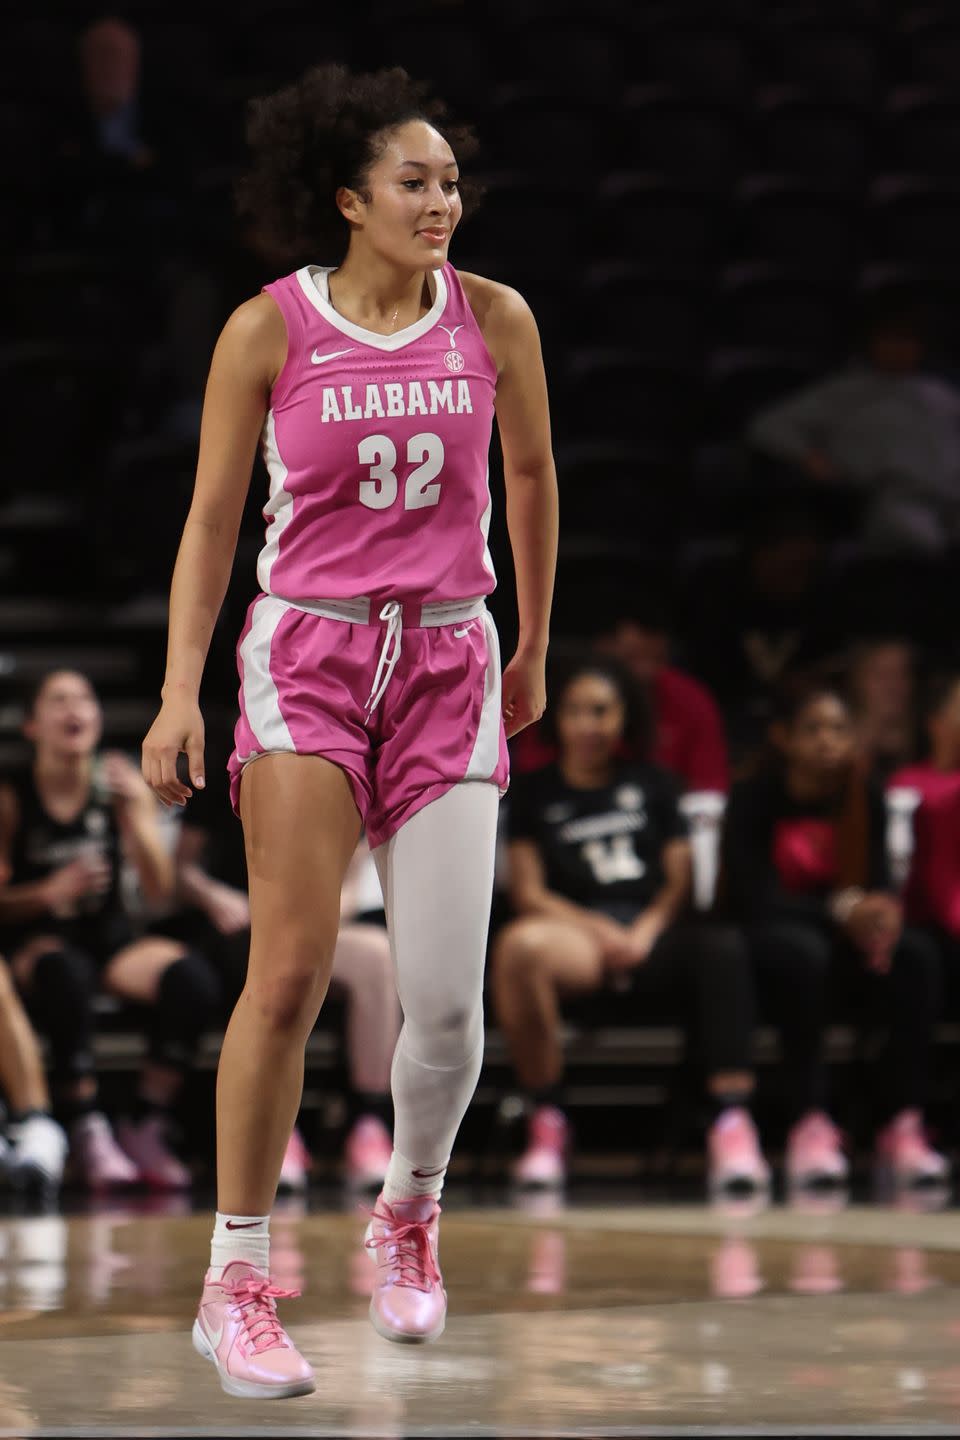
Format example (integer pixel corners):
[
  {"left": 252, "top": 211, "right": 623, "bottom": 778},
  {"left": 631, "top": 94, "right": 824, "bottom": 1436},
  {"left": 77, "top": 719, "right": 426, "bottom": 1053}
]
[{"left": 358, "top": 432, "right": 444, "bottom": 511}]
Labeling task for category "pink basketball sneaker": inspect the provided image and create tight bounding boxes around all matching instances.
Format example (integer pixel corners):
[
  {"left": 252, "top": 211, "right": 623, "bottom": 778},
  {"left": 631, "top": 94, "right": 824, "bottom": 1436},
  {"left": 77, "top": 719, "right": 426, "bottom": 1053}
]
[
  {"left": 344, "top": 1116, "right": 393, "bottom": 1189},
  {"left": 71, "top": 1112, "right": 140, "bottom": 1189},
  {"left": 192, "top": 1260, "right": 315, "bottom": 1399},
  {"left": 786, "top": 1111, "right": 849, "bottom": 1188},
  {"left": 512, "top": 1106, "right": 568, "bottom": 1188},
  {"left": 117, "top": 1116, "right": 191, "bottom": 1190},
  {"left": 364, "top": 1195, "right": 447, "bottom": 1343},
  {"left": 707, "top": 1108, "right": 771, "bottom": 1193},
  {"left": 875, "top": 1108, "right": 949, "bottom": 1186}
]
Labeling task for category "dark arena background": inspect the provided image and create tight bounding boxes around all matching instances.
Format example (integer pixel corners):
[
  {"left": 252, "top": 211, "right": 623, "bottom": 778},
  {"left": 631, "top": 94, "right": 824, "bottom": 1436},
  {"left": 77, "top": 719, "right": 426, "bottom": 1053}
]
[{"left": 3, "top": 1, "right": 960, "bottom": 1436}]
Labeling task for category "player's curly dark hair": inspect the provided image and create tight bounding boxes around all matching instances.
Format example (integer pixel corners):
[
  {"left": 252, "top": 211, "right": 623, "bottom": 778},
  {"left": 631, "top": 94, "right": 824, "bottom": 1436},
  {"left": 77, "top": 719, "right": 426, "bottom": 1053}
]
[{"left": 236, "top": 62, "right": 482, "bottom": 265}]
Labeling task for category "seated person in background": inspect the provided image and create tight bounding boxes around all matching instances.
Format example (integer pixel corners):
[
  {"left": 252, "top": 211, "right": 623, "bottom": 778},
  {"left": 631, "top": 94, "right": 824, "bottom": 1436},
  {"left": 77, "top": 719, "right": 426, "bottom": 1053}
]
[
  {"left": 890, "top": 671, "right": 960, "bottom": 1006},
  {"left": 513, "top": 596, "right": 729, "bottom": 797},
  {"left": 0, "top": 670, "right": 222, "bottom": 1190},
  {"left": 719, "top": 678, "right": 946, "bottom": 1189},
  {"left": 746, "top": 286, "right": 960, "bottom": 558},
  {"left": 493, "top": 655, "right": 767, "bottom": 1193},
  {"left": 172, "top": 757, "right": 400, "bottom": 1190},
  {"left": 849, "top": 637, "right": 920, "bottom": 781},
  {"left": 0, "top": 932, "right": 68, "bottom": 1194}
]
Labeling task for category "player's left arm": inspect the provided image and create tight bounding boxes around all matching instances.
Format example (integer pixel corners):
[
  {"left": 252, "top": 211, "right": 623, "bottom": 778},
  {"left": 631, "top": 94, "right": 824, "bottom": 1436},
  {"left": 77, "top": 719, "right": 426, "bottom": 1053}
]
[{"left": 481, "top": 281, "right": 559, "bottom": 738}]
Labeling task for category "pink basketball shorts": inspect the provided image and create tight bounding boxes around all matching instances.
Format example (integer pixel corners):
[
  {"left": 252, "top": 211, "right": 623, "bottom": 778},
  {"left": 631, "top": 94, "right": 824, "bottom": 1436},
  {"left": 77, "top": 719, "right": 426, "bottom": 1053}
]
[{"left": 227, "top": 592, "right": 510, "bottom": 849}]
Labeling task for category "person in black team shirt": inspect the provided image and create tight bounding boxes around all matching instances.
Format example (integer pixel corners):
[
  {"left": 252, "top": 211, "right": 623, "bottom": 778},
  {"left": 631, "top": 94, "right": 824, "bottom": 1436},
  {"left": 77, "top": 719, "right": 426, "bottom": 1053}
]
[
  {"left": 720, "top": 679, "right": 947, "bottom": 1189},
  {"left": 493, "top": 655, "right": 768, "bottom": 1192},
  {"left": 0, "top": 670, "right": 222, "bottom": 1190}
]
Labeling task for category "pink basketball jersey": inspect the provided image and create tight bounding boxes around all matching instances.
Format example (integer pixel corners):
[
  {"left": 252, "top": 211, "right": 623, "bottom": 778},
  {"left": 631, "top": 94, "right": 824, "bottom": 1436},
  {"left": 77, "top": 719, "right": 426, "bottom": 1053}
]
[{"left": 256, "top": 263, "right": 498, "bottom": 607}]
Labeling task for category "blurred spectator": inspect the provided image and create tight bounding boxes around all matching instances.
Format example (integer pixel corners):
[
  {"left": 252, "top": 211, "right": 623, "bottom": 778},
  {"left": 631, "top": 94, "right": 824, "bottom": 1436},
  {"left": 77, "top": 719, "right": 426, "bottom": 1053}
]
[
  {"left": 719, "top": 679, "right": 947, "bottom": 1189},
  {"left": 0, "top": 937, "right": 68, "bottom": 1196},
  {"left": 513, "top": 599, "right": 729, "bottom": 796},
  {"left": 0, "top": 670, "right": 222, "bottom": 1191},
  {"left": 77, "top": 18, "right": 153, "bottom": 170},
  {"left": 890, "top": 672, "right": 960, "bottom": 999},
  {"left": 170, "top": 754, "right": 399, "bottom": 1190},
  {"left": 848, "top": 637, "right": 920, "bottom": 780},
  {"left": 493, "top": 655, "right": 768, "bottom": 1194},
  {"left": 747, "top": 287, "right": 960, "bottom": 557},
  {"left": 51, "top": 17, "right": 219, "bottom": 464},
  {"left": 684, "top": 503, "right": 839, "bottom": 767},
  {"left": 52, "top": 17, "right": 175, "bottom": 256}
]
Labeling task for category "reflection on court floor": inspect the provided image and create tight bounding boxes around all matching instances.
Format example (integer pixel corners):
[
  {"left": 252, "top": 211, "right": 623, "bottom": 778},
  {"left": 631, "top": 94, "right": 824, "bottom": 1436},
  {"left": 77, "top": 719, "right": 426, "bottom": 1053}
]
[{"left": 0, "top": 1189, "right": 959, "bottom": 1436}]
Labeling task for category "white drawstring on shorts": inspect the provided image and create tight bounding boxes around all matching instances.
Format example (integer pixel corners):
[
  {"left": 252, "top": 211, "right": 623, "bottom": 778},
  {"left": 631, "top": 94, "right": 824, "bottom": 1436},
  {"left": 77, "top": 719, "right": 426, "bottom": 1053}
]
[{"left": 364, "top": 602, "right": 403, "bottom": 720}]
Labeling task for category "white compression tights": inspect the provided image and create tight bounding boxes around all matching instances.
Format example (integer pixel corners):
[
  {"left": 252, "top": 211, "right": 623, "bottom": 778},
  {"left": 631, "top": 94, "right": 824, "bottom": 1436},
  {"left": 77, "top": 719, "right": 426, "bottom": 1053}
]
[{"left": 373, "top": 782, "right": 501, "bottom": 1171}]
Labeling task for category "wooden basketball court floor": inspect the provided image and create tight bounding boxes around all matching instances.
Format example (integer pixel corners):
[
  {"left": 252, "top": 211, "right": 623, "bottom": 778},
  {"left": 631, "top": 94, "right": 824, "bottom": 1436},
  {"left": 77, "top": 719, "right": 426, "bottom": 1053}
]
[{"left": 1, "top": 1187, "right": 960, "bottom": 1437}]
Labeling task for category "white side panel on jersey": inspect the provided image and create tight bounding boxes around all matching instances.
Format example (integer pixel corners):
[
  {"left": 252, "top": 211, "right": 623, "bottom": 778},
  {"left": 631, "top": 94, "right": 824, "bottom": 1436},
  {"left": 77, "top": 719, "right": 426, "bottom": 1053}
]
[
  {"left": 478, "top": 460, "right": 496, "bottom": 583},
  {"left": 464, "top": 609, "right": 503, "bottom": 781},
  {"left": 256, "top": 410, "right": 294, "bottom": 594},
  {"left": 238, "top": 595, "right": 295, "bottom": 757}
]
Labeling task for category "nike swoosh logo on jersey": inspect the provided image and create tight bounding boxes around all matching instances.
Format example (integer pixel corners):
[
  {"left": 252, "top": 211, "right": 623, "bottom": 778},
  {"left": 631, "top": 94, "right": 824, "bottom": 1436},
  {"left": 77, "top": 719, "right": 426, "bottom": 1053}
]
[
  {"left": 453, "top": 625, "right": 472, "bottom": 637},
  {"left": 311, "top": 346, "right": 356, "bottom": 365}
]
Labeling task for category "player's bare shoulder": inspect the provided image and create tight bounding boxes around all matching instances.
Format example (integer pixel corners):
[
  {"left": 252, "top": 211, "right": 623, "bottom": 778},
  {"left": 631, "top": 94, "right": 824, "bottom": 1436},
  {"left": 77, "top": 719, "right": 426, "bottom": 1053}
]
[
  {"left": 215, "top": 292, "right": 288, "bottom": 390},
  {"left": 457, "top": 271, "right": 540, "bottom": 375}
]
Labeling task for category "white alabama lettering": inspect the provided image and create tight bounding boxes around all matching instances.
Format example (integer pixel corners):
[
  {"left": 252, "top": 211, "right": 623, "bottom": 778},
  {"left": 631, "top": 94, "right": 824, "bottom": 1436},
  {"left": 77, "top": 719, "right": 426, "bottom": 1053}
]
[
  {"left": 319, "top": 379, "right": 475, "bottom": 422},
  {"left": 364, "top": 383, "right": 385, "bottom": 418},
  {"left": 427, "top": 379, "right": 454, "bottom": 412}
]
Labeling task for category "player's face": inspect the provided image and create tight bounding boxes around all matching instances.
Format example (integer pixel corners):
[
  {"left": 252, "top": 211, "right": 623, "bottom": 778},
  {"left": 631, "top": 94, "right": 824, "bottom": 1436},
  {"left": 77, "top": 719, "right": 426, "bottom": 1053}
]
[
  {"left": 25, "top": 671, "right": 103, "bottom": 758},
  {"left": 357, "top": 120, "right": 462, "bottom": 270},
  {"left": 556, "top": 674, "right": 626, "bottom": 767},
  {"left": 777, "top": 694, "right": 855, "bottom": 780}
]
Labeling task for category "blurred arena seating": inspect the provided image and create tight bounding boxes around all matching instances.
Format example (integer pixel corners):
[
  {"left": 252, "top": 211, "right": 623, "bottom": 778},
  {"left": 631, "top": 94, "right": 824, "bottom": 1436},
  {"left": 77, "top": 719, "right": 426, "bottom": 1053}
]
[{"left": 4, "top": 0, "right": 960, "bottom": 1174}]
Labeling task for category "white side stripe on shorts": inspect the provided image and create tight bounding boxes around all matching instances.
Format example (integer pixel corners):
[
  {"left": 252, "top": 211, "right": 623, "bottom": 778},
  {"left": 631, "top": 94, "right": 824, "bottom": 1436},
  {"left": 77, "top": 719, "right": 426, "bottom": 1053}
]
[
  {"left": 239, "top": 595, "right": 295, "bottom": 756},
  {"left": 464, "top": 610, "right": 503, "bottom": 781}
]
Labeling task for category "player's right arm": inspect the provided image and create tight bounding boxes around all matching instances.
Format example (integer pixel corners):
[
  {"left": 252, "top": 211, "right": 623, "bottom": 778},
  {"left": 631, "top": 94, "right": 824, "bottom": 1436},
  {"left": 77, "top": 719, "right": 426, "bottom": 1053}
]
[{"left": 142, "top": 294, "right": 287, "bottom": 808}]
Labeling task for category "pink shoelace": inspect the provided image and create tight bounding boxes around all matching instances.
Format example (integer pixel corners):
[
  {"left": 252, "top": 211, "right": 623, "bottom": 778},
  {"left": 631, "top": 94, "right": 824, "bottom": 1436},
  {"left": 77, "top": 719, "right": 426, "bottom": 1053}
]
[
  {"left": 365, "top": 1206, "right": 442, "bottom": 1291},
  {"left": 218, "top": 1275, "right": 301, "bottom": 1353}
]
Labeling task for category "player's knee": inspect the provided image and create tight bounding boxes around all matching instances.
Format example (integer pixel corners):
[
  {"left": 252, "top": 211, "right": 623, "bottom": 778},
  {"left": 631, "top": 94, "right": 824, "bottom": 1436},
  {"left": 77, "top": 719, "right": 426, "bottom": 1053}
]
[
  {"left": 407, "top": 1000, "right": 483, "bottom": 1068},
  {"left": 247, "top": 966, "right": 325, "bottom": 1034}
]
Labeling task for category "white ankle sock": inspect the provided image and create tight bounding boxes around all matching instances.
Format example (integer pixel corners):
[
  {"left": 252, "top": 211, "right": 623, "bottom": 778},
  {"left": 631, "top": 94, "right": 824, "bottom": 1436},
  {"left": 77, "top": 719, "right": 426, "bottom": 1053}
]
[
  {"left": 209, "top": 1212, "right": 270, "bottom": 1277},
  {"left": 381, "top": 1148, "right": 448, "bottom": 1204}
]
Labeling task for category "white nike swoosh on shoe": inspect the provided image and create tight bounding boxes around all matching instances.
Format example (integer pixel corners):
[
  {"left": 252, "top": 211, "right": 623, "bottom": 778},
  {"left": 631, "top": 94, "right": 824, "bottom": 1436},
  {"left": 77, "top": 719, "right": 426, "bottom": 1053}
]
[
  {"left": 205, "top": 1317, "right": 224, "bottom": 1349},
  {"left": 310, "top": 347, "right": 356, "bottom": 365},
  {"left": 453, "top": 626, "right": 472, "bottom": 637}
]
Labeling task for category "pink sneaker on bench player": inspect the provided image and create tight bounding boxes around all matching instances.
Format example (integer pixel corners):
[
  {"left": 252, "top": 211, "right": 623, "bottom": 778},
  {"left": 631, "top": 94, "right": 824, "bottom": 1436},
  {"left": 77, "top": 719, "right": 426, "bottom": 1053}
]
[
  {"left": 364, "top": 1195, "right": 447, "bottom": 1343},
  {"left": 192, "top": 1260, "right": 315, "bottom": 1399},
  {"left": 707, "top": 1108, "right": 771, "bottom": 1194}
]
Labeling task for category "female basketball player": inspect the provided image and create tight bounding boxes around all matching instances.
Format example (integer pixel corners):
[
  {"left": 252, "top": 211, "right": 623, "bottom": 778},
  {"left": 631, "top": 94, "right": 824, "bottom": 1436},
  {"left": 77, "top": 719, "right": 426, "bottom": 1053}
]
[{"left": 141, "top": 65, "right": 557, "bottom": 1398}]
